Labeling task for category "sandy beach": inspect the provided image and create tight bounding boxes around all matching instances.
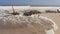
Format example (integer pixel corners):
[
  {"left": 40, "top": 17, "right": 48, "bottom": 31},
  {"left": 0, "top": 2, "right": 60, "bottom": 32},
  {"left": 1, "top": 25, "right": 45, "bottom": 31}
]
[
  {"left": 40, "top": 13, "right": 60, "bottom": 34},
  {"left": 0, "top": 6, "right": 60, "bottom": 34},
  {"left": 0, "top": 13, "right": 59, "bottom": 34}
]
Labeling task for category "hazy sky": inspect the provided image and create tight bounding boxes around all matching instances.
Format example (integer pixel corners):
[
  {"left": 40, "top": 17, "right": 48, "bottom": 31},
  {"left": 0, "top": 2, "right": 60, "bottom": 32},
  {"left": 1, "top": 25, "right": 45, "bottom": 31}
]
[{"left": 0, "top": 0, "right": 60, "bottom": 6}]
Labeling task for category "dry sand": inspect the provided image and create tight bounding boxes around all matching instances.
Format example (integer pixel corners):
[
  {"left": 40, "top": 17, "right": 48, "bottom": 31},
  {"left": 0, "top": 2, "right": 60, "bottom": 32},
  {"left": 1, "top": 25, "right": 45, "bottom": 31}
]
[
  {"left": 40, "top": 13, "right": 60, "bottom": 34},
  {"left": 0, "top": 23, "right": 46, "bottom": 34}
]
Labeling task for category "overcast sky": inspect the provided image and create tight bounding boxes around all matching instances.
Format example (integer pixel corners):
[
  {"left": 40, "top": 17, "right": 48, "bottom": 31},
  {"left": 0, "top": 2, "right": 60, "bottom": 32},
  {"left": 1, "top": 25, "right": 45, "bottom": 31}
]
[{"left": 0, "top": 0, "right": 60, "bottom": 6}]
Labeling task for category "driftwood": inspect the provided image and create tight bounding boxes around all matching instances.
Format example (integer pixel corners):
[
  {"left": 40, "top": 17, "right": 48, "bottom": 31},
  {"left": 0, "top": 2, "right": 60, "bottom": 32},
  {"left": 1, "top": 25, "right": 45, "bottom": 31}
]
[
  {"left": 46, "top": 10, "right": 57, "bottom": 13},
  {"left": 23, "top": 10, "right": 41, "bottom": 16},
  {"left": 57, "top": 9, "right": 60, "bottom": 13},
  {"left": 46, "top": 9, "right": 60, "bottom": 13}
]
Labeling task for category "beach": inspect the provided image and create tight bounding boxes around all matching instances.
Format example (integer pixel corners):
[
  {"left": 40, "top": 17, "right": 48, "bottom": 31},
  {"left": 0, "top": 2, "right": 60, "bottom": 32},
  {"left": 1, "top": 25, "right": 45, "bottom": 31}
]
[
  {"left": 0, "top": 6, "right": 60, "bottom": 34},
  {"left": 40, "top": 13, "right": 60, "bottom": 34}
]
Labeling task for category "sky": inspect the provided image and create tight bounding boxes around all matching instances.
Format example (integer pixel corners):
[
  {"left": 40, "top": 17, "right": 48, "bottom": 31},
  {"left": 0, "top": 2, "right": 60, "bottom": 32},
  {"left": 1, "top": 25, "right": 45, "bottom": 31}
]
[{"left": 0, "top": 0, "right": 60, "bottom": 6}]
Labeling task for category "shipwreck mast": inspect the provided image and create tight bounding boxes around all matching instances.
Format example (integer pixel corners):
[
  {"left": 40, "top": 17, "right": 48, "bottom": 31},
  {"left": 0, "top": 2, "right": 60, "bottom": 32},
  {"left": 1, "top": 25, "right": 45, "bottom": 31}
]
[
  {"left": 11, "top": 5, "right": 19, "bottom": 15},
  {"left": 12, "top": 5, "right": 15, "bottom": 13}
]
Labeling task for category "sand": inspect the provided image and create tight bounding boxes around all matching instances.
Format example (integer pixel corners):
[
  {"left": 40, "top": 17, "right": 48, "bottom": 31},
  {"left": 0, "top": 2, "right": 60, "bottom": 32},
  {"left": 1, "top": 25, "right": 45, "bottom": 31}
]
[
  {"left": 0, "top": 24, "right": 46, "bottom": 34},
  {"left": 40, "top": 13, "right": 60, "bottom": 34},
  {"left": 0, "top": 13, "right": 59, "bottom": 34},
  {"left": 0, "top": 6, "right": 60, "bottom": 34}
]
